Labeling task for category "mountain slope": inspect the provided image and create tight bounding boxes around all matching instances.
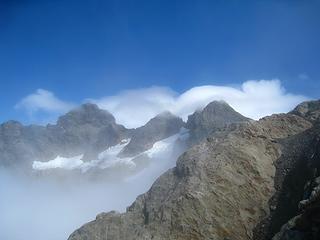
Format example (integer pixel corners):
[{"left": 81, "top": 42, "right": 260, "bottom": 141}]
[
  {"left": 271, "top": 123, "right": 320, "bottom": 240},
  {"left": 68, "top": 102, "right": 317, "bottom": 240}
]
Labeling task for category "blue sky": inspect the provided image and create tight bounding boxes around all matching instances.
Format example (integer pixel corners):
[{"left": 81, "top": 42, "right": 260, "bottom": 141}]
[{"left": 0, "top": 0, "right": 319, "bottom": 124}]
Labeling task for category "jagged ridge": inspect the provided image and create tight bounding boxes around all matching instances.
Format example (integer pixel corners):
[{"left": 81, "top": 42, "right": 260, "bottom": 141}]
[{"left": 68, "top": 100, "right": 320, "bottom": 240}]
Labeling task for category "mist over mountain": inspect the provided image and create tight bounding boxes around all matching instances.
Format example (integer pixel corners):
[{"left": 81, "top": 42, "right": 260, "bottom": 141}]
[
  {"left": 0, "top": 100, "right": 251, "bottom": 240},
  {"left": 2, "top": 99, "right": 320, "bottom": 240},
  {"left": 68, "top": 100, "right": 320, "bottom": 240},
  {"left": 1, "top": 0, "right": 319, "bottom": 239}
]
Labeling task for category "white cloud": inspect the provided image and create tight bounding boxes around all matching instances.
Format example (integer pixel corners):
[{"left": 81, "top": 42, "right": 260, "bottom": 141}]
[
  {"left": 87, "top": 86, "right": 177, "bottom": 128},
  {"left": 15, "top": 89, "right": 75, "bottom": 117},
  {"left": 15, "top": 80, "right": 308, "bottom": 127},
  {"left": 90, "top": 79, "right": 308, "bottom": 128}
]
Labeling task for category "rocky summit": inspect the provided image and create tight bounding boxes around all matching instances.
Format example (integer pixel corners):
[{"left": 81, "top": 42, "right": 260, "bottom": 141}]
[
  {"left": 68, "top": 100, "right": 320, "bottom": 240},
  {"left": 186, "top": 100, "right": 250, "bottom": 144}
]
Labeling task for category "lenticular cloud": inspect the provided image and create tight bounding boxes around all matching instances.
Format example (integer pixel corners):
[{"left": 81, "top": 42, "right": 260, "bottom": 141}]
[{"left": 90, "top": 79, "right": 308, "bottom": 128}]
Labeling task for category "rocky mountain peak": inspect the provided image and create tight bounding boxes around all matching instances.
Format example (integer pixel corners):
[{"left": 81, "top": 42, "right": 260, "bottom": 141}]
[
  {"left": 186, "top": 100, "right": 249, "bottom": 142},
  {"left": 56, "top": 103, "right": 116, "bottom": 128},
  {"left": 146, "top": 111, "right": 183, "bottom": 126},
  {"left": 290, "top": 100, "right": 320, "bottom": 122},
  {"left": 0, "top": 103, "right": 130, "bottom": 167},
  {"left": 202, "top": 99, "right": 230, "bottom": 110},
  {"left": 119, "top": 112, "right": 184, "bottom": 157},
  {"left": 1, "top": 120, "right": 23, "bottom": 129},
  {"left": 153, "top": 110, "right": 176, "bottom": 118}
]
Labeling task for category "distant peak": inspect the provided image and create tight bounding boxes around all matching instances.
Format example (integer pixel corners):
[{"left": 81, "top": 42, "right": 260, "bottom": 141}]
[
  {"left": 201, "top": 100, "right": 248, "bottom": 119},
  {"left": 146, "top": 111, "right": 183, "bottom": 126},
  {"left": 79, "top": 102, "right": 100, "bottom": 110},
  {"left": 155, "top": 111, "right": 177, "bottom": 119},
  {"left": 204, "top": 100, "right": 232, "bottom": 110},
  {"left": 71, "top": 102, "right": 112, "bottom": 115},
  {"left": 1, "top": 120, "right": 23, "bottom": 128},
  {"left": 57, "top": 103, "right": 116, "bottom": 126},
  {"left": 208, "top": 99, "right": 228, "bottom": 104},
  {"left": 186, "top": 100, "right": 249, "bottom": 138}
]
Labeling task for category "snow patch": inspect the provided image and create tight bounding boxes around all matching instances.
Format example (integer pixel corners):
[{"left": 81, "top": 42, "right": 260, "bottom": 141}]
[
  {"left": 32, "top": 128, "right": 190, "bottom": 173},
  {"left": 32, "top": 139, "right": 132, "bottom": 172},
  {"left": 145, "top": 127, "right": 189, "bottom": 158},
  {"left": 32, "top": 155, "right": 84, "bottom": 170}
]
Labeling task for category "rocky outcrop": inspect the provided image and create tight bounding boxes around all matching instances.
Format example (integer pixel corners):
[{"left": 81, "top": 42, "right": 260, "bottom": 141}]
[
  {"left": 119, "top": 112, "right": 184, "bottom": 157},
  {"left": 290, "top": 100, "right": 320, "bottom": 123},
  {"left": 271, "top": 124, "right": 320, "bottom": 240},
  {"left": 186, "top": 100, "right": 249, "bottom": 144},
  {"left": 68, "top": 102, "right": 316, "bottom": 240},
  {"left": 252, "top": 100, "right": 320, "bottom": 240}
]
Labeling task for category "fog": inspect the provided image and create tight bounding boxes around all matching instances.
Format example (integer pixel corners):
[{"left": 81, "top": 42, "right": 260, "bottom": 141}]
[
  {"left": 0, "top": 135, "right": 186, "bottom": 240},
  {"left": 2, "top": 79, "right": 308, "bottom": 240}
]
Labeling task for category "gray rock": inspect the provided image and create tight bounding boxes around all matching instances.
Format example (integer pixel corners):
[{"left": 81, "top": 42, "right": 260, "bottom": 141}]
[
  {"left": 119, "top": 111, "right": 184, "bottom": 157},
  {"left": 47, "top": 103, "right": 129, "bottom": 160},
  {"left": 186, "top": 100, "right": 250, "bottom": 144},
  {"left": 0, "top": 103, "right": 130, "bottom": 168},
  {"left": 68, "top": 103, "right": 314, "bottom": 240},
  {"left": 290, "top": 100, "right": 320, "bottom": 123},
  {"left": 271, "top": 126, "right": 320, "bottom": 240}
]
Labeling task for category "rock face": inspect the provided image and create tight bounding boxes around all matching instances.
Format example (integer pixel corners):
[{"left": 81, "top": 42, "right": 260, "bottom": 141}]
[
  {"left": 68, "top": 101, "right": 319, "bottom": 240},
  {"left": 0, "top": 103, "right": 130, "bottom": 168},
  {"left": 256, "top": 101, "right": 320, "bottom": 240},
  {"left": 0, "top": 120, "right": 55, "bottom": 168},
  {"left": 47, "top": 103, "right": 129, "bottom": 160},
  {"left": 119, "top": 112, "right": 184, "bottom": 157},
  {"left": 0, "top": 104, "right": 186, "bottom": 172},
  {"left": 186, "top": 100, "right": 249, "bottom": 143},
  {"left": 271, "top": 123, "right": 320, "bottom": 240},
  {"left": 290, "top": 100, "right": 320, "bottom": 122}
]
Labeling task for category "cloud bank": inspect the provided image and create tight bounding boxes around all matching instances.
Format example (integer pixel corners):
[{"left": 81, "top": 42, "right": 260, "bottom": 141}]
[
  {"left": 16, "top": 80, "right": 308, "bottom": 128},
  {"left": 90, "top": 79, "right": 308, "bottom": 128}
]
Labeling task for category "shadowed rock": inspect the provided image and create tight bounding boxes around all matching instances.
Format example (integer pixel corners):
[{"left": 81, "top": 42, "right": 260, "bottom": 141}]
[{"left": 119, "top": 111, "right": 184, "bottom": 157}]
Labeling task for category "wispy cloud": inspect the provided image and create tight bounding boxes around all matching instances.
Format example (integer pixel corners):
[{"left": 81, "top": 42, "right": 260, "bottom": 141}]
[{"left": 15, "top": 89, "right": 75, "bottom": 123}]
